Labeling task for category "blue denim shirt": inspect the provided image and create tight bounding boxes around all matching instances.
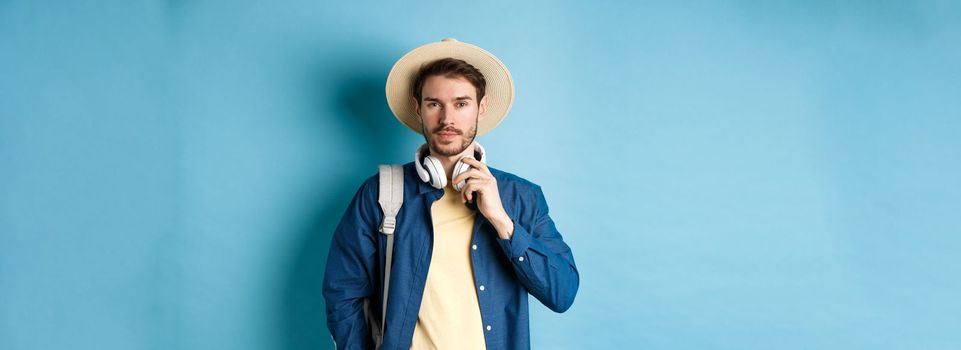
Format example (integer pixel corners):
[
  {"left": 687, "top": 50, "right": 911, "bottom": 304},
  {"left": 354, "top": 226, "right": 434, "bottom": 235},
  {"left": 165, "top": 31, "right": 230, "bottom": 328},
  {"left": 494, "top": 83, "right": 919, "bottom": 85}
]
[{"left": 323, "top": 163, "right": 579, "bottom": 350}]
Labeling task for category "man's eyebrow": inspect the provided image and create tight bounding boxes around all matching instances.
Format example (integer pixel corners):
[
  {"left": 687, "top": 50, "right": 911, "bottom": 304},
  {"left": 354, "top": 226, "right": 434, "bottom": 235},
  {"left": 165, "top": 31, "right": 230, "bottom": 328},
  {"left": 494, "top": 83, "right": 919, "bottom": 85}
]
[{"left": 422, "top": 96, "right": 474, "bottom": 102}]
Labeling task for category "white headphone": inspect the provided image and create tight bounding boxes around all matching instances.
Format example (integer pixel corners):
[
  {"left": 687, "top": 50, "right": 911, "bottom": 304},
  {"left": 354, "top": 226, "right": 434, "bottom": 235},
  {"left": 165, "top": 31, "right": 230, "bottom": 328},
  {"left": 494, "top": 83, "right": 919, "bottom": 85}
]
[{"left": 414, "top": 142, "right": 487, "bottom": 191}]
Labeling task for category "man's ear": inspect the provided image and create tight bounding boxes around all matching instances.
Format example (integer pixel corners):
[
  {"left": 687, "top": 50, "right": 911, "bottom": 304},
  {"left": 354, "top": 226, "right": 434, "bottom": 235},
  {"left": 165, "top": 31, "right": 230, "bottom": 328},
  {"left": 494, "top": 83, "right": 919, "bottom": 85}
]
[
  {"left": 478, "top": 95, "right": 489, "bottom": 120},
  {"left": 412, "top": 96, "right": 422, "bottom": 123}
]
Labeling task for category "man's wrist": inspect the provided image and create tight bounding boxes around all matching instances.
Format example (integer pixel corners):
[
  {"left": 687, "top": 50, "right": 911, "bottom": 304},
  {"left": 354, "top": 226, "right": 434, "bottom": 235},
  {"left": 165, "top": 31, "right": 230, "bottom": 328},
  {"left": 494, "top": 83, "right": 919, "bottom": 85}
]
[{"left": 489, "top": 213, "right": 514, "bottom": 240}]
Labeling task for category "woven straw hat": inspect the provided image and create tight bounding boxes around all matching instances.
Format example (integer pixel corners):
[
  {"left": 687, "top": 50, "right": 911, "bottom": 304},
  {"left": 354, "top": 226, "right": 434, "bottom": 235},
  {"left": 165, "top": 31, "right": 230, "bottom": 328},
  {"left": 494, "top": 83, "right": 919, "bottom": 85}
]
[{"left": 385, "top": 38, "right": 514, "bottom": 136}]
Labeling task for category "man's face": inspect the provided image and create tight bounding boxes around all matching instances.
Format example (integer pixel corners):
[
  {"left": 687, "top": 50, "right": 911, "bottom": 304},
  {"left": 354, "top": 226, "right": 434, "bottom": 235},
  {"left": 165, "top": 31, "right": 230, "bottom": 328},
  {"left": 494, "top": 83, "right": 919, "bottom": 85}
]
[{"left": 415, "top": 75, "right": 487, "bottom": 157}]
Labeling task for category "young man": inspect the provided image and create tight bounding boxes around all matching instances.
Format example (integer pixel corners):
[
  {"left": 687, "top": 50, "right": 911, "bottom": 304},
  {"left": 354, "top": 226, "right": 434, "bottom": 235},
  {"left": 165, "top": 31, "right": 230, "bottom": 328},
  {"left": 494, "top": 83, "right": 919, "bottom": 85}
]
[{"left": 323, "top": 38, "right": 579, "bottom": 350}]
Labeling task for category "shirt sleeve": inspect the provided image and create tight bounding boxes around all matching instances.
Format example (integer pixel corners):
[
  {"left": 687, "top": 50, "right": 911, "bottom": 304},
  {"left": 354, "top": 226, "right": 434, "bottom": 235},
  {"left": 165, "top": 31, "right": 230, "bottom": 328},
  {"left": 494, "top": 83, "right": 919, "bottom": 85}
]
[
  {"left": 496, "top": 185, "right": 580, "bottom": 313},
  {"left": 323, "top": 178, "right": 379, "bottom": 349}
]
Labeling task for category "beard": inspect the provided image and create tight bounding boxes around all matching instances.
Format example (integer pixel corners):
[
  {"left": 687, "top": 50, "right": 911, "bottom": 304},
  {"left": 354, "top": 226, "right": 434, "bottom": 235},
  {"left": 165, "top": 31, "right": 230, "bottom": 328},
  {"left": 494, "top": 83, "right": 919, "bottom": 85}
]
[{"left": 422, "top": 119, "right": 479, "bottom": 157}]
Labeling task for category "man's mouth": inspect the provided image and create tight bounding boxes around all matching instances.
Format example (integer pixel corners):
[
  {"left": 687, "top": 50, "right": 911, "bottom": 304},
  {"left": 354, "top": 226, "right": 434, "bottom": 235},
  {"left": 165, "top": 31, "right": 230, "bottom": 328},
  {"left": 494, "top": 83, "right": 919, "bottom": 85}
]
[
  {"left": 435, "top": 128, "right": 460, "bottom": 135},
  {"left": 435, "top": 129, "right": 461, "bottom": 137}
]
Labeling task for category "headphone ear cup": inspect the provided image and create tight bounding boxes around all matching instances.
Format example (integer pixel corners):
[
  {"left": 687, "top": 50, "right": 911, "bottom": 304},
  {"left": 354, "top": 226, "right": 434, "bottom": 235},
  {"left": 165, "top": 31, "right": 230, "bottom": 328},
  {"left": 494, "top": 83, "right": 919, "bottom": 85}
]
[
  {"left": 414, "top": 157, "right": 430, "bottom": 184},
  {"left": 473, "top": 142, "right": 487, "bottom": 164},
  {"left": 452, "top": 159, "right": 472, "bottom": 191},
  {"left": 414, "top": 144, "right": 430, "bottom": 183},
  {"left": 422, "top": 155, "right": 447, "bottom": 189}
]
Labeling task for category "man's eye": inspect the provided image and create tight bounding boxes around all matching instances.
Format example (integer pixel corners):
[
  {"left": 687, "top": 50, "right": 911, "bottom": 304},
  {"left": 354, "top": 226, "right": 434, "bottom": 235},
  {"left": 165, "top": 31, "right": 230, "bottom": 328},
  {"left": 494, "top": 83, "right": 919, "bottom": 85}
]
[{"left": 456, "top": 102, "right": 467, "bottom": 107}]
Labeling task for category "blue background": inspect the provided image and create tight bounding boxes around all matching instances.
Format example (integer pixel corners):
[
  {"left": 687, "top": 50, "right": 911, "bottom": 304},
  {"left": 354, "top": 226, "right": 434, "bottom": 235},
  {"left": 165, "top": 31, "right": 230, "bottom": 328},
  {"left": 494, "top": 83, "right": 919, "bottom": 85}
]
[{"left": 2, "top": 1, "right": 960, "bottom": 349}]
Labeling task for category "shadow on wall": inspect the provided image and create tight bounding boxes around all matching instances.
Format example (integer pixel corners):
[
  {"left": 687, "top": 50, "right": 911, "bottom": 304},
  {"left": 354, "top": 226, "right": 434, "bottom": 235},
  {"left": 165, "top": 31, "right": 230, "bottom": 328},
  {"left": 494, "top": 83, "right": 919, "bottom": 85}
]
[{"left": 281, "top": 47, "right": 405, "bottom": 350}]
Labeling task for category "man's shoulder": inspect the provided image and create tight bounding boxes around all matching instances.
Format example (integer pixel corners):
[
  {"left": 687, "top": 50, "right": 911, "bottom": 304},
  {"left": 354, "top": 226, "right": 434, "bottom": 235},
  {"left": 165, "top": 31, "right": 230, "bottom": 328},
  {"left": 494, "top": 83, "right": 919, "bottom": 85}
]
[{"left": 341, "top": 163, "right": 417, "bottom": 226}]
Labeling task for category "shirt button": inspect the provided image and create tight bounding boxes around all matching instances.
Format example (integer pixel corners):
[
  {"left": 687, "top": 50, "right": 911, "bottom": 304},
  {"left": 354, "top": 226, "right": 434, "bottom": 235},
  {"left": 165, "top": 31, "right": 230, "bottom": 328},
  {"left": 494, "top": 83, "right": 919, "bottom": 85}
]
[
  {"left": 518, "top": 256, "right": 525, "bottom": 262},
  {"left": 486, "top": 325, "right": 492, "bottom": 331},
  {"left": 472, "top": 244, "right": 477, "bottom": 250},
  {"left": 479, "top": 285, "right": 485, "bottom": 291}
]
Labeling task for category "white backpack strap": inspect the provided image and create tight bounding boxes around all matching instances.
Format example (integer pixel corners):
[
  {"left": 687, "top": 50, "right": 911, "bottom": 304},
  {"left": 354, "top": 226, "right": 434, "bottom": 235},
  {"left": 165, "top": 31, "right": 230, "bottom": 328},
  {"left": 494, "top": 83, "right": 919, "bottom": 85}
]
[
  {"left": 378, "top": 164, "right": 404, "bottom": 235},
  {"left": 376, "top": 164, "right": 403, "bottom": 346}
]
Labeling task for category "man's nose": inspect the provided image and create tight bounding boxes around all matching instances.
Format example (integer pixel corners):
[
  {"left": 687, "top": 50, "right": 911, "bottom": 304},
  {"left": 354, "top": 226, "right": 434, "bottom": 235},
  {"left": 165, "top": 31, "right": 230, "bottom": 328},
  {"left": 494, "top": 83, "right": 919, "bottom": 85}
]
[{"left": 438, "top": 107, "right": 453, "bottom": 124}]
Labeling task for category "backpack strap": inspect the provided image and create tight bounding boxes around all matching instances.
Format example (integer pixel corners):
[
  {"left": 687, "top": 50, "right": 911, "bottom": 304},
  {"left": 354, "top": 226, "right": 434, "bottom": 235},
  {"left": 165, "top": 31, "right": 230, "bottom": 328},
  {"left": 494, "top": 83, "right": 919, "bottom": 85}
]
[{"left": 376, "top": 164, "right": 403, "bottom": 346}]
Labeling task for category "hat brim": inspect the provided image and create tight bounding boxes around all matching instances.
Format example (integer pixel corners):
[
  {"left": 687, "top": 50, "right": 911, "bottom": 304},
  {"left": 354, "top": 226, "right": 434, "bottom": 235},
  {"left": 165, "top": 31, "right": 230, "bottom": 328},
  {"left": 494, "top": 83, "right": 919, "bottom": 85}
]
[{"left": 385, "top": 40, "right": 514, "bottom": 136}]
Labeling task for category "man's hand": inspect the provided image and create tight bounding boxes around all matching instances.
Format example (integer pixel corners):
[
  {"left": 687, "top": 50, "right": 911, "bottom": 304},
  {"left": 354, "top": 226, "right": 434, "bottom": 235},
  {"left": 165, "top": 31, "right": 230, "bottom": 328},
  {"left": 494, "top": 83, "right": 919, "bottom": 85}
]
[{"left": 452, "top": 157, "right": 514, "bottom": 239}]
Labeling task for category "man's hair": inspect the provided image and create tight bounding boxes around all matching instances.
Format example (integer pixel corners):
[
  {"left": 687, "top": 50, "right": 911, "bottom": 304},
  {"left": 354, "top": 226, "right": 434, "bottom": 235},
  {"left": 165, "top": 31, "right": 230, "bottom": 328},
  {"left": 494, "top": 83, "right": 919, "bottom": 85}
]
[{"left": 412, "top": 58, "right": 486, "bottom": 104}]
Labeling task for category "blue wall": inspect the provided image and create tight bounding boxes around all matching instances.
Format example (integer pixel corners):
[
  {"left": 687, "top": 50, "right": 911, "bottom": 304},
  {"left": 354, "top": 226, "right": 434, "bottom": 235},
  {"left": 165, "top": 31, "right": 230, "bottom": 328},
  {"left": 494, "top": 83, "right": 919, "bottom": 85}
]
[{"left": 2, "top": 1, "right": 959, "bottom": 349}]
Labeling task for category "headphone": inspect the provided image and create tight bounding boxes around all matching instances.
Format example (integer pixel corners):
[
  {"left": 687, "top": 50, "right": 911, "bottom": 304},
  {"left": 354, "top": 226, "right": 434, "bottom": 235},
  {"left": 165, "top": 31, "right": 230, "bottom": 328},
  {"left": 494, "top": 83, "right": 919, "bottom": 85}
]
[{"left": 414, "top": 142, "right": 487, "bottom": 191}]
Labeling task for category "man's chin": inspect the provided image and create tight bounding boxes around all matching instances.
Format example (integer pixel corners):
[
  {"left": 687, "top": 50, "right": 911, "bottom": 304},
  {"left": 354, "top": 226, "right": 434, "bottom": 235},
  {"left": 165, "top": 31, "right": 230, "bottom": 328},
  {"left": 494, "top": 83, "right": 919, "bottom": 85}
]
[{"left": 429, "top": 138, "right": 469, "bottom": 157}]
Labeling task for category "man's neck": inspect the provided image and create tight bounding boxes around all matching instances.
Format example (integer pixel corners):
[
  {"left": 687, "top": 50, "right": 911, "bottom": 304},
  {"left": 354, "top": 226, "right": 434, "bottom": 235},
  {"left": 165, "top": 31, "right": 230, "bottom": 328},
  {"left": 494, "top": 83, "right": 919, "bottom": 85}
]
[{"left": 429, "top": 143, "right": 476, "bottom": 184}]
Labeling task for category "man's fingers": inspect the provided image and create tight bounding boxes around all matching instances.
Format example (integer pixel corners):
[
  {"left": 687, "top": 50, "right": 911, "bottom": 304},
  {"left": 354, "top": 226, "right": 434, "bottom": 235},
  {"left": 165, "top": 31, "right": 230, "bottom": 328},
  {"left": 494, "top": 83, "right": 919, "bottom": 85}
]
[
  {"left": 460, "top": 157, "right": 490, "bottom": 174},
  {"left": 461, "top": 182, "right": 476, "bottom": 202},
  {"left": 461, "top": 180, "right": 490, "bottom": 202},
  {"left": 452, "top": 168, "right": 486, "bottom": 187}
]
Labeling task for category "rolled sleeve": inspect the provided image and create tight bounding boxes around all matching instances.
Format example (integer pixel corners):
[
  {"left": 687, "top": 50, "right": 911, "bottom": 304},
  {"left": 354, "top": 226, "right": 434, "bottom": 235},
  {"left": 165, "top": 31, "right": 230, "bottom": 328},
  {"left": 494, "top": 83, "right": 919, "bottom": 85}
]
[{"left": 497, "top": 220, "right": 532, "bottom": 258}]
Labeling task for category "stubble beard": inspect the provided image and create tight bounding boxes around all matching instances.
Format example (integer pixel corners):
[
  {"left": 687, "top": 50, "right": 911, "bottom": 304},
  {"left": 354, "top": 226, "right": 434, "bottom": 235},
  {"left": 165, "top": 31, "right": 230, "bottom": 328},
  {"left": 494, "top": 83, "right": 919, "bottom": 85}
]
[{"left": 422, "top": 119, "right": 479, "bottom": 157}]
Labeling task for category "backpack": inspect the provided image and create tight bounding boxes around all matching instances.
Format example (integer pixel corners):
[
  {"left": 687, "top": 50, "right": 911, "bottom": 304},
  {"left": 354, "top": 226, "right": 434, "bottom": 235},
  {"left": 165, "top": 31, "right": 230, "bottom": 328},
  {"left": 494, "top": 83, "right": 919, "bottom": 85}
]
[{"left": 367, "top": 164, "right": 403, "bottom": 349}]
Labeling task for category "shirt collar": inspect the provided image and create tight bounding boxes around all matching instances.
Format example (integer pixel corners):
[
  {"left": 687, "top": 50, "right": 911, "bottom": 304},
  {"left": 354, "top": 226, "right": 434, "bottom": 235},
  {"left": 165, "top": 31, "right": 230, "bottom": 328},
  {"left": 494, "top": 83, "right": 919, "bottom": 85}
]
[{"left": 411, "top": 163, "right": 444, "bottom": 196}]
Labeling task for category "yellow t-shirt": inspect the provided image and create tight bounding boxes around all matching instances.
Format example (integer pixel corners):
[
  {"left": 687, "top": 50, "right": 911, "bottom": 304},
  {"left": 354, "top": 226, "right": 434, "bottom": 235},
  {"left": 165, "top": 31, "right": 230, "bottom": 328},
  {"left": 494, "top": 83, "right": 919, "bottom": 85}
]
[{"left": 410, "top": 185, "right": 486, "bottom": 350}]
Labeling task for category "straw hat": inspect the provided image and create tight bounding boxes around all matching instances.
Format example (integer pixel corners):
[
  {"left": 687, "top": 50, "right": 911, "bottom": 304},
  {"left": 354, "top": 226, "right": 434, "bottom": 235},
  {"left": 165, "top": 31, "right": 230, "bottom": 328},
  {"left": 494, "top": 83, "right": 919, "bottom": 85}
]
[{"left": 385, "top": 38, "right": 514, "bottom": 136}]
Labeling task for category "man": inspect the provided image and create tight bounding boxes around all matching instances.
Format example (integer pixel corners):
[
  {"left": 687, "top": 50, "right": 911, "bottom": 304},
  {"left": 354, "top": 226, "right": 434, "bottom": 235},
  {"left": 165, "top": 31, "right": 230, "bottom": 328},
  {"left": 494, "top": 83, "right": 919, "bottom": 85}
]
[{"left": 323, "top": 38, "right": 579, "bottom": 350}]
